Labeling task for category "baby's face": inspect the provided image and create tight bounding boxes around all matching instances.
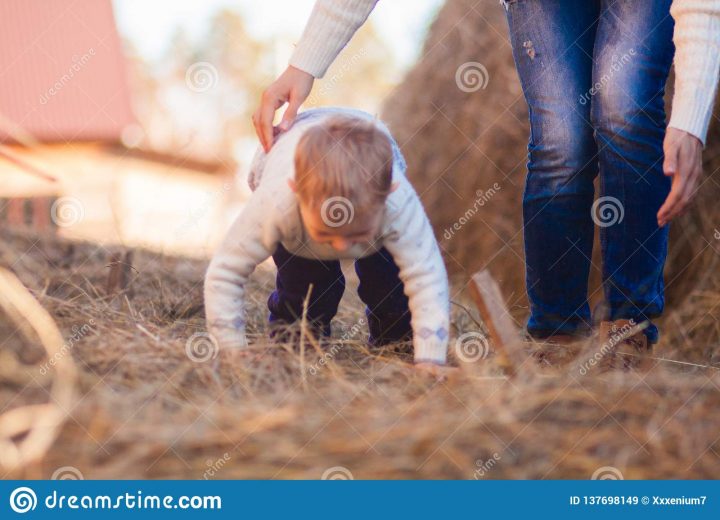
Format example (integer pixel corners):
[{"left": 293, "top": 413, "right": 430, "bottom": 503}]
[{"left": 299, "top": 202, "right": 384, "bottom": 252}]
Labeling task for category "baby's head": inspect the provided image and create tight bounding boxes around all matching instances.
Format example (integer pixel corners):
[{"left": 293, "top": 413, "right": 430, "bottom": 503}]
[{"left": 291, "top": 115, "right": 396, "bottom": 252}]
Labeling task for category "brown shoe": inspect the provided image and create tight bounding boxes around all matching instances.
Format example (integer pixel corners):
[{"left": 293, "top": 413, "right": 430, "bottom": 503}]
[
  {"left": 597, "top": 319, "right": 651, "bottom": 370},
  {"left": 531, "top": 334, "right": 584, "bottom": 366}
]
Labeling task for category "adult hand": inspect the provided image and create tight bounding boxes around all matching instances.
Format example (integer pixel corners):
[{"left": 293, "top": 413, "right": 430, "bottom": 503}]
[
  {"left": 252, "top": 66, "right": 314, "bottom": 152},
  {"left": 657, "top": 127, "right": 703, "bottom": 227}
]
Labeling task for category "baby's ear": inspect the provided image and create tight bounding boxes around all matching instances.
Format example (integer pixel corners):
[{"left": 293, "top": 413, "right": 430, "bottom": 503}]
[
  {"left": 287, "top": 179, "right": 297, "bottom": 192},
  {"left": 389, "top": 182, "right": 400, "bottom": 193}
]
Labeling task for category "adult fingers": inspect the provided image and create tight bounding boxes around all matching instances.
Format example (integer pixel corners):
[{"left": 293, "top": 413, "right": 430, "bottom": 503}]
[
  {"left": 657, "top": 140, "right": 682, "bottom": 226},
  {"left": 660, "top": 142, "right": 699, "bottom": 225},
  {"left": 657, "top": 174, "right": 684, "bottom": 227},
  {"left": 255, "top": 90, "right": 284, "bottom": 152},
  {"left": 673, "top": 143, "right": 702, "bottom": 220},
  {"left": 278, "top": 92, "right": 302, "bottom": 133},
  {"left": 662, "top": 140, "right": 678, "bottom": 177}
]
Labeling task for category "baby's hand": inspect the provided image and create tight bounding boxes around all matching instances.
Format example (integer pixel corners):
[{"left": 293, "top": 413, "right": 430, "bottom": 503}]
[{"left": 413, "top": 361, "right": 459, "bottom": 381}]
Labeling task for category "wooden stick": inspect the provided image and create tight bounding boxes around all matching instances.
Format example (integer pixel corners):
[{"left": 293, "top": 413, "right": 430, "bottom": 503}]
[
  {"left": 468, "top": 270, "right": 524, "bottom": 375},
  {"left": 106, "top": 251, "right": 135, "bottom": 297}
]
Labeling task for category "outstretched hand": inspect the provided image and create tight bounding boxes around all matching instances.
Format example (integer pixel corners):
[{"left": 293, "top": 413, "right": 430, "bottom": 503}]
[
  {"left": 657, "top": 128, "right": 703, "bottom": 227},
  {"left": 252, "top": 66, "right": 314, "bottom": 152}
]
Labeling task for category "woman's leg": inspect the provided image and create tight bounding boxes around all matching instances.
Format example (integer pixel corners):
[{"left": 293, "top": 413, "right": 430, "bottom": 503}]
[
  {"left": 591, "top": 0, "right": 674, "bottom": 343},
  {"left": 268, "top": 243, "right": 345, "bottom": 336},
  {"left": 504, "top": 0, "right": 600, "bottom": 338},
  {"left": 354, "top": 248, "right": 412, "bottom": 345}
]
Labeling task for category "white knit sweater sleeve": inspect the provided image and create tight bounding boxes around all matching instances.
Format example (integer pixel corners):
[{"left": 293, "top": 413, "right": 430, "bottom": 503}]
[
  {"left": 204, "top": 193, "right": 281, "bottom": 350},
  {"left": 290, "top": 0, "right": 379, "bottom": 78},
  {"left": 669, "top": 0, "right": 720, "bottom": 144},
  {"left": 382, "top": 184, "right": 450, "bottom": 364}
]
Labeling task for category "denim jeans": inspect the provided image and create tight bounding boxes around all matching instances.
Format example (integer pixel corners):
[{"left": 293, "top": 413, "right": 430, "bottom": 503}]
[
  {"left": 268, "top": 244, "right": 412, "bottom": 344},
  {"left": 503, "top": 0, "right": 675, "bottom": 342}
]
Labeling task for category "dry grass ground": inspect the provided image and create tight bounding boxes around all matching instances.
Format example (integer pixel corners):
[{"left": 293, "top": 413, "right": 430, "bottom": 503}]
[{"left": 1, "top": 228, "right": 719, "bottom": 480}]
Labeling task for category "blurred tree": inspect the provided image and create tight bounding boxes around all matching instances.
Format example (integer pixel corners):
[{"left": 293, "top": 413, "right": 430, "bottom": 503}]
[{"left": 122, "top": 8, "right": 399, "bottom": 161}]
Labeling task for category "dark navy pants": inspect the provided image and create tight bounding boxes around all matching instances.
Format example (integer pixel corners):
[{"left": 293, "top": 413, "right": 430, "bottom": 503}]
[
  {"left": 267, "top": 244, "right": 412, "bottom": 344},
  {"left": 504, "top": 0, "right": 675, "bottom": 342}
]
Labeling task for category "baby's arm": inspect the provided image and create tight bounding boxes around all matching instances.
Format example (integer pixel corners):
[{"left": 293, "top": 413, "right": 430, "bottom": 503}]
[
  {"left": 204, "top": 194, "right": 281, "bottom": 350},
  {"left": 382, "top": 185, "right": 450, "bottom": 365}
]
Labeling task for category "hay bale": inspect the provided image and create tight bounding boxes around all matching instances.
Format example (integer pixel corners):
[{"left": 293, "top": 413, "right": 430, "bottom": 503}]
[{"left": 382, "top": 0, "right": 528, "bottom": 313}]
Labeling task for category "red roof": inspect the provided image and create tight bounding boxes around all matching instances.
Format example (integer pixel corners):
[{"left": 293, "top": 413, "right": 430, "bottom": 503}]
[{"left": 0, "top": 0, "right": 134, "bottom": 143}]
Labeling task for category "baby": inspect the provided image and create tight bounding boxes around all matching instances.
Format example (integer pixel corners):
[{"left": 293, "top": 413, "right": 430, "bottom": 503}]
[{"left": 204, "top": 107, "right": 450, "bottom": 367}]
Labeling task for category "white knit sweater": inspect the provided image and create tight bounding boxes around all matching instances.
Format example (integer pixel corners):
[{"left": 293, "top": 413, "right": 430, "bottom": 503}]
[
  {"left": 290, "top": 0, "right": 720, "bottom": 144},
  {"left": 204, "top": 108, "right": 450, "bottom": 364}
]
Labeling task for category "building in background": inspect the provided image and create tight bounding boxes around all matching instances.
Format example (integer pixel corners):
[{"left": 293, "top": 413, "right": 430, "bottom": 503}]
[
  {"left": 0, "top": 0, "right": 134, "bottom": 144},
  {"left": 0, "top": 0, "right": 234, "bottom": 256}
]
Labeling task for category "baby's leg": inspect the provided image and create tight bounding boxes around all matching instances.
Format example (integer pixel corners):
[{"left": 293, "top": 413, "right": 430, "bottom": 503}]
[
  {"left": 354, "top": 248, "right": 411, "bottom": 345},
  {"left": 267, "top": 243, "right": 345, "bottom": 336}
]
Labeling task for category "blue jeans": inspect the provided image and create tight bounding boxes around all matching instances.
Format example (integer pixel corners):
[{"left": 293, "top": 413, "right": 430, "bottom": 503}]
[
  {"left": 503, "top": 0, "right": 675, "bottom": 343},
  {"left": 268, "top": 244, "right": 412, "bottom": 344}
]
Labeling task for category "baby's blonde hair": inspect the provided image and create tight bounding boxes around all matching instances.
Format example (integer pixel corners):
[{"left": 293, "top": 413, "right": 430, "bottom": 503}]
[{"left": 294, "top": 115, "right": 394, "bottom": 215}]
